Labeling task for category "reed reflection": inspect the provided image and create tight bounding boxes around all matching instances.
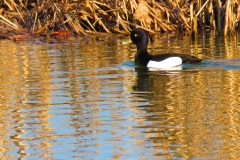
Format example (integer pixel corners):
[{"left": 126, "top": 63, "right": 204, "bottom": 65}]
[
  {"left": 1, "top": 31, "right": 240, "bottom": 159},
  {"left": 132, "top": 66, "right": 240, "bottom": 159},
  {"left": 0, "top": 41, "right": 55, "bottom": 159}
]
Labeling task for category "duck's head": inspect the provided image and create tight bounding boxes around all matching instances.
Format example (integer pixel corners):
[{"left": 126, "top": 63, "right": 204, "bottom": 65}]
[{"left": 130, "top": 28, "right": 149, "bottom": 47}]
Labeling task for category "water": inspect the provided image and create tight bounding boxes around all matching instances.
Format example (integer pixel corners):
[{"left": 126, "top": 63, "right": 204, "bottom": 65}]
[{"left": 1, "top": 32, "right": 240, "bottom": 159}]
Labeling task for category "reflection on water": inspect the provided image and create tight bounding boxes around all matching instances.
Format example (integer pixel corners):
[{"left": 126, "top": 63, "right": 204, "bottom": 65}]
[{"left": 1, "top": 33, "right": 240, "bottom": 159}]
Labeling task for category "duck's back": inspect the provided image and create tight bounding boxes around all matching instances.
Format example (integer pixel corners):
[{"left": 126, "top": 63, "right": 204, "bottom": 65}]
[{"left": 152, "top": 53, "right": 202, "bottom": 64}]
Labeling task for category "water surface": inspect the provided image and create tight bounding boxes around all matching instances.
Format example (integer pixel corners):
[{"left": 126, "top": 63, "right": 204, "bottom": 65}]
[{"left": 1, "top": 32, "right": 240, "bottom": 159}]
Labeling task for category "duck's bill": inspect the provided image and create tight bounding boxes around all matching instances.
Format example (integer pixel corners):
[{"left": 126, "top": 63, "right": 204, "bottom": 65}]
[{"left": 121, "top": 38, "right": 132, "bottom": 44}]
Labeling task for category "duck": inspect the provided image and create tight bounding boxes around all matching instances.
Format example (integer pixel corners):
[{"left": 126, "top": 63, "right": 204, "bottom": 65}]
[{"left": 124, "top": 28, "right": 202, "bottom": 68}]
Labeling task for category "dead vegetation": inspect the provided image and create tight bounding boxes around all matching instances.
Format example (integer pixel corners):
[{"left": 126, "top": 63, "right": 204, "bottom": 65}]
[{"left": 0, "top": 0, "right": 240, "bottom": 40}]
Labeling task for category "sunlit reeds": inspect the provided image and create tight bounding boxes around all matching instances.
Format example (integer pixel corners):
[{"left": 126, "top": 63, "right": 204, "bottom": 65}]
[{"left": 0, "top": 0, "right": 240, "bottom": 38}]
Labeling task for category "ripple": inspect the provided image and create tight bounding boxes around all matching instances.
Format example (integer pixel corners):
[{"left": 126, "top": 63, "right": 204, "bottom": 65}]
[{"left": 1, "top": 33, "right": 240, "bottom": 159}]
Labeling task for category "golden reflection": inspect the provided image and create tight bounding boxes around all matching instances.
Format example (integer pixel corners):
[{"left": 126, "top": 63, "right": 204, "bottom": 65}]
[
  {"left": 1, "top": 31, "right": 240, "bottom": 159},
  {"left": 131, "top": 68, "right": 240, "bottom": 159},
  {"left": 0, "top": 40, "right": 19, "bottom": 159},
  {"left": 127, "top": 32, "right": 240, "bottom": 159},
  {"left": 0, "top": 41, "right": 54, "bottom": 159}
]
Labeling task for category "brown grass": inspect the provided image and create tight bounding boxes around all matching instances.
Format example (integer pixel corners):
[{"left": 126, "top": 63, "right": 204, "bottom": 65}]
[{"left": 0, "top": 0, "right": 240, "bottom": 38}]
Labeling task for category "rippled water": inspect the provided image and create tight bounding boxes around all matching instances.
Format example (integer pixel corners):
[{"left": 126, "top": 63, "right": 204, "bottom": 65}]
[{"left": 1, "top": 32, "right": 240, "bottom": 159}]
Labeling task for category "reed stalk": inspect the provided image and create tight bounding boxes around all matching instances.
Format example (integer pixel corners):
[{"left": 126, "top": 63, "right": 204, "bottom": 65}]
[{"left": 0, "top": 0, "right": 240, "bottom": 38}]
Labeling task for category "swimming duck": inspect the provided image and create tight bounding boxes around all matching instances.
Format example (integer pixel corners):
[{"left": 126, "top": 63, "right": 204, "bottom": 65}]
[{"left": 125, "top": 28, "right": 202, "bottom": 68}]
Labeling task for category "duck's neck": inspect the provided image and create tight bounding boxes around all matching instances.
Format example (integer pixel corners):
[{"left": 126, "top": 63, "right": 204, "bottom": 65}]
[
  {"left": 134, "top": 36, "right": 152, "bottom": 66},
  {"left": 136, "top": 44, "right": 148, "bottom": 52},
  {"left": 136, "top": 36, "right": 149, "bottom": 52},
  {"left": 135, "top": 47, "right": 152, "bottom": 66}
]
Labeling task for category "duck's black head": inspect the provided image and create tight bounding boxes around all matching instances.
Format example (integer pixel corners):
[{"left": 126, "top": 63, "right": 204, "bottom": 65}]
[
  {"left": 130, "top": 28, "right": 149, "bottom": 50},
  {"left": 130, "top": 28, "right": 152, "bottom": 66}
]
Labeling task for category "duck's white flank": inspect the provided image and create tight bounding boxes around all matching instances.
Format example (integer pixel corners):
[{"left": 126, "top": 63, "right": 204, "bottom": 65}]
[{"left": 147, "top": 57, "right": 182, "bottom": 68}]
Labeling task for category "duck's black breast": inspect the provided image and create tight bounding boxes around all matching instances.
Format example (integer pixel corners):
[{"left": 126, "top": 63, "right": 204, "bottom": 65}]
[
  {"left": 135, "top": 51, "right": 152, "bottom": 66},
  {"left": 151, "top": 53, "right": 202, "bottom": 63}
]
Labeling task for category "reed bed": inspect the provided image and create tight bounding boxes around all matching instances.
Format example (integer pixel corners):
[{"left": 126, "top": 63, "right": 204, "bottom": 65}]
[{"left": 0, "top": 0, "right": 240, "bottom": 39}]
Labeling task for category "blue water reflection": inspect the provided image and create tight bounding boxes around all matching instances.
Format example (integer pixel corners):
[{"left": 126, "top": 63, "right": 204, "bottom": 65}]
[{"left": 1, "top": 33, "right": 240, "bottom": 159}]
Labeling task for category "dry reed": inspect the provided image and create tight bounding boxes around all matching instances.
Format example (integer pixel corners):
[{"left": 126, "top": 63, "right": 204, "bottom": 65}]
[{"left": 0, "top": 0, "right": 240, "bottom": 39}]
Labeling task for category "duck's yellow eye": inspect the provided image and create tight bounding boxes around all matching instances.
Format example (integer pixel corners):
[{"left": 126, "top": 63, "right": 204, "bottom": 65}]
[{"left": 134, "top": 34, "right": 138, "bottom": 37}]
